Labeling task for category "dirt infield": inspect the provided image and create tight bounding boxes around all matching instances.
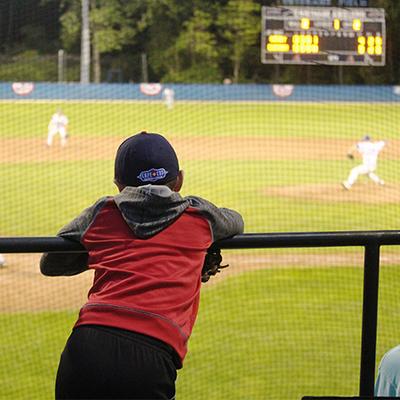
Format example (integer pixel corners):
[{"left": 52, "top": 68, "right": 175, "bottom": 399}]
[
  {"left": 2, "top": 250, "right": 400, "bottom": 312},
  {"left": 2, "top": 136, "right": 400, "bottom": 162},
  {"left": 264, "top": 182, "right": 400, "bottom": 204},
  {"left": 0, "top": 254, "right": 93, "bottom": 312},
  {"left": 3, "top": 136, "right": 400, "bottom": 204},
  {"left": 1, "top": 135, "right": 399, "bottom": 312}
]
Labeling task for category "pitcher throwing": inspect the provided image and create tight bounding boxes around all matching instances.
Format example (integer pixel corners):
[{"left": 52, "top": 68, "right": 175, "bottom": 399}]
[{"left": 342, "top": 135, "right": 385, "bottom": 190}]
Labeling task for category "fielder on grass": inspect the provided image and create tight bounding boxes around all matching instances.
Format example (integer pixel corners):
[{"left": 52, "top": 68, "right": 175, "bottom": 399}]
[
  {"left": 46, "top": 109, "right": 69, "bottom": 147},
  {"left": 342, "top": 135, "right": 386, "bottom": 190},
  {"left": 162, "top": 87, "right": 175, "bottom": 110}
]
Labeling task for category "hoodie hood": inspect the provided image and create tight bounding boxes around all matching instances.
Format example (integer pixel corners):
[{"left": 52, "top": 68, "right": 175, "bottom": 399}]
[{"left": 113, "top": 185, "right": 190, "bottom": 239}]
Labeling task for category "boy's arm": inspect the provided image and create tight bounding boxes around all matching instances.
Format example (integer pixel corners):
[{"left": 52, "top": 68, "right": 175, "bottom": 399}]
[
  {"left": 40, "top": 198, "right": 108, "bottom": 276},
  {"left": 187, "top": 196, "right": 244, "bottom": 241}
]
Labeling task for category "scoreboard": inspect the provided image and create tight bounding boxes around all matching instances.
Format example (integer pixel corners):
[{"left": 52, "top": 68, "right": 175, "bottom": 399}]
[{"left": 261, "top": 6, "right": 386, "bottom": 65}]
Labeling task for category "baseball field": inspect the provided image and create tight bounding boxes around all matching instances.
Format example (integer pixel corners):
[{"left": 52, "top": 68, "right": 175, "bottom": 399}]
[{"left": 1, "top": 99, "right": 400, "bottom": 399}]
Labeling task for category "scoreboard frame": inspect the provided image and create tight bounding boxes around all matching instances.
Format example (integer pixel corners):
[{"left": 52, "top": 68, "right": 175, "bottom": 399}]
[{"left": 261, "top": 6, "right": 386, "bottom": 66}]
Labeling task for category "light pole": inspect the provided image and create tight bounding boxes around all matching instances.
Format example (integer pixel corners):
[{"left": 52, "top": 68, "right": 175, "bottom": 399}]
[{"left": 80, "top": 0, "right": 90, "bottom": 83}]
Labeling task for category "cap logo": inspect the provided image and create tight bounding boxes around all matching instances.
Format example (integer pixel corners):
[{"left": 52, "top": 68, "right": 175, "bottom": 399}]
[{"left": 137, "top": 168, "right": 169, "bottom": 183}]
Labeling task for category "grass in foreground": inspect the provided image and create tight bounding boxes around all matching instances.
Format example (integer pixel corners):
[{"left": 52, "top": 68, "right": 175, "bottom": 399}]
[
  {"left": 1, "top": 158, "right": 400, "bottom": 236},
  {"left": 1, "top": 265, "right": 399, "bottom": 400}
]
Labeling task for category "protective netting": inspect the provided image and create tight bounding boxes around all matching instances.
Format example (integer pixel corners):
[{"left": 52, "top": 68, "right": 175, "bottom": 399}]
[
  {"left": 1, "top": 82, "right": 399, "bottom": 399},
  {"left": 1, "top": 0, "right": 400, "bottom": 390}
]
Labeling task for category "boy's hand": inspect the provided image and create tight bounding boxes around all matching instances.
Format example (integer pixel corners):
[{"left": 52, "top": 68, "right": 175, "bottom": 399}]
[{"left": 201, "top": 247, "right": 229, "bottom": 283}]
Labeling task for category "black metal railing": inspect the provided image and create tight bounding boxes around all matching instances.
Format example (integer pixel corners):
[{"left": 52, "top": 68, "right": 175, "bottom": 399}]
[{"left": 2, "top": 230, "right": 400, "bottom": 397}]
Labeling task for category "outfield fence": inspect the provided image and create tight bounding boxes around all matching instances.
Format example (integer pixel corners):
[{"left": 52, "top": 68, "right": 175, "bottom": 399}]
[
  {"left": 1, "top": 231, "right": 399, "bottom": 398},
  {"left": 2, "top": 81, "right": 400, "bottom": 101}
]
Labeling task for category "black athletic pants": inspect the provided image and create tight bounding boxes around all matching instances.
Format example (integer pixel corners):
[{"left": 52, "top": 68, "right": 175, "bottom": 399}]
[{"left": 55, "top": 325, "right": 178, "bottom": 400}]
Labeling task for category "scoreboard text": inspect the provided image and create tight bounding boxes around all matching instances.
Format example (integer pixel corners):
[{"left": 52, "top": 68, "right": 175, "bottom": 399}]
[{"left": 261, "top": 6, "right": 385, "bottom": 65}]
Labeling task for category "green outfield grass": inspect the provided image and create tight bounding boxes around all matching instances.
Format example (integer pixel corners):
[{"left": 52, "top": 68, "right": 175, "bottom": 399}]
[
  {"left": 1, "top": 101, "right": 400, "bottom": 235},
  {"left": 1, "top": 158, "right": 400, "bottom": 236},
  {"left": 1, "top": 102, "right": 400, "bottom": 139},
  {"left": 1, "top": 100, "right": 400, "bottom": 399},
  {"left": 1, "top": 265, "right": 399, "bottom": 399}
]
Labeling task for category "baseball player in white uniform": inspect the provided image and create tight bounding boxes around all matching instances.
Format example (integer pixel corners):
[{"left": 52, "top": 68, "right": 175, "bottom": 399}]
[
  {"left": 0, "top": 254, "right": 6, "bottom": 267},
  {"left": 162, "top": 88, "right": 175, "bottom": 110},
  {"left": 47, "top": 109, "right": 69, "bottom": 147},
  {"left": 342, "top": 135, "right": 386, "bottom": 190}
]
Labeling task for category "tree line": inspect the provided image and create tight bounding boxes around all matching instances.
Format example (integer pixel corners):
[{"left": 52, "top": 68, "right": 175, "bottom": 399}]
[{"left": 0, "top": 0, "right": 399, "bottom": 84}]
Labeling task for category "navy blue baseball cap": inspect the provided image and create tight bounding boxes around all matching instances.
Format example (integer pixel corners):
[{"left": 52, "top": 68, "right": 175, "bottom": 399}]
[{"left": 114, "top": 131, "right": 180, "bottom": 187}]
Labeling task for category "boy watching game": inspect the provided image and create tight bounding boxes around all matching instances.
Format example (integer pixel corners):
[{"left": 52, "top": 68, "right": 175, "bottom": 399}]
[{"left": 40, "top": 131, "right": 244, "bottom": 399}]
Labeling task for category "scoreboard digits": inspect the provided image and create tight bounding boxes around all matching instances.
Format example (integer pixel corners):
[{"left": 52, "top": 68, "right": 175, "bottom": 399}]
[{"left": 261, "top": 6, "right": 386, "bottom": 65}]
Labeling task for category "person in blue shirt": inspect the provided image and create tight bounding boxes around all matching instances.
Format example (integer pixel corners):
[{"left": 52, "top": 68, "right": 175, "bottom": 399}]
[{"left": 374, "top": 345, "right": 400, "bottom": 397}]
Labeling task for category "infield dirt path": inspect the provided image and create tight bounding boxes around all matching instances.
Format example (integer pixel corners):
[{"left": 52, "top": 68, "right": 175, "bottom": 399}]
[
  {"left": 2, "top": 250, "right": 400, "bottom": 312},
  {"left": 1, "top": 136, "right": 400, "bottom": 162},
  {"left": 1, "top": 136, "right": 400, "bottom": 311},
  {"left": 2, "top": 136, "right": 400, "bottom": 205}
]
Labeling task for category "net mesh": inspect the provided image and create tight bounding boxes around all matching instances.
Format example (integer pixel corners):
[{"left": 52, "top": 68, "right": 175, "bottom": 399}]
[{"left": 1, "top": 9, "right": 400, "bottom": 400}]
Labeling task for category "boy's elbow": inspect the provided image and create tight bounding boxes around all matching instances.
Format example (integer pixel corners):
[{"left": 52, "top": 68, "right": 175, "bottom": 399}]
[
  {"left": 230, "top": 211, "right": 244, "bottom": 235},
  {"left": 39, "top": 253, "right": 70, "bottom": 276},
  {"left": 40, "top": 254, "right": 57, "bottom": 276},
  {"left": 236, "top": 217, "right": 244, "bottom": 234},
  {"left": 40, "top": 252, "right": 89, "bottom": 276}
]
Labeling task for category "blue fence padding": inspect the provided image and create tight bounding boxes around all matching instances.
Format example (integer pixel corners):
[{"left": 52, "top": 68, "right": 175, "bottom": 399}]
[{"left": 1, "top": 82, "right": 400, "bottom": 102}]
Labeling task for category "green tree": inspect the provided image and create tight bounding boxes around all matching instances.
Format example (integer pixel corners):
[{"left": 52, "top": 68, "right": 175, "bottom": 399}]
[
  {"left": 371, "top": 0, "right": 400, "bottom": 83},
  {"left": 60, "top": 0, "right": 81, "bottom": 52},
  {"left": 90, "top": 0, "right": 136, "bottom": 82},
  {"left": 216, "top": 0, "right": 260, "bottom": 83},
  {"left": 163, "top": 9, "right": 221, "bottom": 82},
  {"left": 60, "top": 0, "right": 137, "bottom": 82},
  {"left": 136, "top": 0, "right": 198, "bottom": 81}
]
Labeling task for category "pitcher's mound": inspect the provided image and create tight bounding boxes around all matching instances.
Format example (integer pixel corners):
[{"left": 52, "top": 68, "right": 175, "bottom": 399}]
[{"left": 263, "top": 183, "right": 400, "bottom": 204}]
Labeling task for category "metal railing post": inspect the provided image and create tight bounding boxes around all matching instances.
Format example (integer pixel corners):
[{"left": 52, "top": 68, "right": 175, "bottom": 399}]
[{"left": 359, "top": 243, "right": 380, "bottom": 397}]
